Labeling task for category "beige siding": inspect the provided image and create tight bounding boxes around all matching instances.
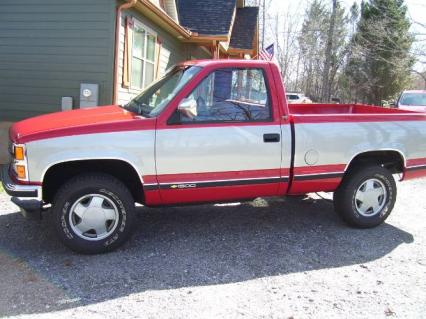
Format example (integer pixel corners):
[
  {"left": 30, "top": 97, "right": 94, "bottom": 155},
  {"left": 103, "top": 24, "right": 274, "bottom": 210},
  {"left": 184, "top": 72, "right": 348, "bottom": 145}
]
[
  {"left": 117, "top": 8, "right": 210, "bottom": 105},
  {"left": 148, "top": 0, "right": 178, "bottom": 21},
  {"left": 164, "top": 0, "right": 179, "bottom": 22}
]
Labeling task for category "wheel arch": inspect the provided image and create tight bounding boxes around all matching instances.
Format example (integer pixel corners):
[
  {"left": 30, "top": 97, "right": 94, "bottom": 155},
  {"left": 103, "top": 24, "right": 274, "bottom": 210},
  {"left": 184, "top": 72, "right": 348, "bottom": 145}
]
[
  {"left": 42, "top": 158, "right": 145, "bottom": 204},
  {"left": 344, "top": 149, "right": 406, "bottom": 178}
]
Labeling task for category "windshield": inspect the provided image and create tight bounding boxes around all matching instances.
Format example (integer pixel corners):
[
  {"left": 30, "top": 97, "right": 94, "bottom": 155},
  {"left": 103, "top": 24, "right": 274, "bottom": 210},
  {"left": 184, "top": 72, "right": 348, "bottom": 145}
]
[
  {"left": 399, "top": 92, "right": 426, "bottom": 107},
  {"left": 124, "top": 65, "right": 202, "bottom": 117}
]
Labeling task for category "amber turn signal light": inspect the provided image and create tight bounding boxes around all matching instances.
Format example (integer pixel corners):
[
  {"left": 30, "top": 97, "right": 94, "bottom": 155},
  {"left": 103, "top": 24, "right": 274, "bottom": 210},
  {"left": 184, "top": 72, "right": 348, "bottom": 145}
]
[
  {"left": 16, "top": 165, "right": 26, "bottom": 179},
  {"left": 15, "top": 146, "right": 25, "bottom": 160}
]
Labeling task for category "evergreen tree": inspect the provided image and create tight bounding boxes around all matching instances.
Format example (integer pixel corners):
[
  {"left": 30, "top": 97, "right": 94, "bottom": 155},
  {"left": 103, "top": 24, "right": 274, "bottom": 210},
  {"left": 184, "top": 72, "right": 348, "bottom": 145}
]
[{"left": 347, "top": 0, "right": 414, "bottom": 104}]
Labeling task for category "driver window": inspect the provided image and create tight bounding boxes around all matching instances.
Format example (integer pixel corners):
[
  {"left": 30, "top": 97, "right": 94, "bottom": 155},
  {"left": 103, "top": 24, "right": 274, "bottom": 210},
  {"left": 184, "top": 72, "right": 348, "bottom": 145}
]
[{"left": 180, "top": 68, "right": 271, "bottom": 123}]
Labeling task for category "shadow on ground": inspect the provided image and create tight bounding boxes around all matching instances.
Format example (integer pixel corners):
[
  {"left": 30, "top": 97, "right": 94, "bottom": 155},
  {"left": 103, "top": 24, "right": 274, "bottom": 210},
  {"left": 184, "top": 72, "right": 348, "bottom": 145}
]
[{"left": 0, "top": 196, "right": 413, "bottom": 316}]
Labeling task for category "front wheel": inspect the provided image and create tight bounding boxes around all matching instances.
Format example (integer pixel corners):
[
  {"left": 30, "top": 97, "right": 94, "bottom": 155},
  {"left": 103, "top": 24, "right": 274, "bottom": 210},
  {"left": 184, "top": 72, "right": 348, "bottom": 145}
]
[
  {"left": 334, "top": 165, "right": 397, "bottom": 228},
  {"left": 52, "top": 173, "right": 136, "bottom": 254}
]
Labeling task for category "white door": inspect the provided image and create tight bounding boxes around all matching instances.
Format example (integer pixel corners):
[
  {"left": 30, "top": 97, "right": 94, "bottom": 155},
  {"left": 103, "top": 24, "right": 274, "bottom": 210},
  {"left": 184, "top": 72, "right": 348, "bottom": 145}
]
[{"left": 155, "top": 67, "right": 284, "bottom": 204}]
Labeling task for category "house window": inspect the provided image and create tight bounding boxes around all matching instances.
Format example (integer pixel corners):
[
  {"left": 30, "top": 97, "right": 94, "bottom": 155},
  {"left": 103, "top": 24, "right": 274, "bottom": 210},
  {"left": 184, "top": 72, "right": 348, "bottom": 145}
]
[{"left": 131, "top": 21, "right": 157, "bottom": 89}]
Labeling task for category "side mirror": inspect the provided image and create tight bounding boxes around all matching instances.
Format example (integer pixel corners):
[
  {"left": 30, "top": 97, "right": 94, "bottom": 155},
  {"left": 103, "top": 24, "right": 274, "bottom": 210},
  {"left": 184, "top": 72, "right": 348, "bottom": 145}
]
[
  {"left": 389, "top": 101, "right": 396, "bottom": 107},
  {"left": 177, "top": 97, "right": 198, "bottom": 118}
]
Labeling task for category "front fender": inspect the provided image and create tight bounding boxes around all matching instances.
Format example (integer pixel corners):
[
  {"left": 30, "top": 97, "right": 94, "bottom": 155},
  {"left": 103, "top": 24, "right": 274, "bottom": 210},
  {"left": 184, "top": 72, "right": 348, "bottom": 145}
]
[{"left": 25, "top": 130, "right": 156, "bottom": 184}]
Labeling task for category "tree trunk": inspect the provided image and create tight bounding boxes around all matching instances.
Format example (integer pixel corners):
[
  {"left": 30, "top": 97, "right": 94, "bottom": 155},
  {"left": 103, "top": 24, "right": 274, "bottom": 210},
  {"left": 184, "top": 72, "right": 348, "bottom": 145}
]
[
  {"left": 262, "top": 0, "right": 266, "bottom": 49},
  {"left": 321, "top": 0, "right": 337, "bottom": 102}
]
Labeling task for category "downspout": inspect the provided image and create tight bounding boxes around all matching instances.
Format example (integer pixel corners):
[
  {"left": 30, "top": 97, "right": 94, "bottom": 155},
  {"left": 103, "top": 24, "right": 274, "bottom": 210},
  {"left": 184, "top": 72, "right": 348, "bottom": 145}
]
[{"left": 113, "top": 0, "right": 137, "bottom": 105}]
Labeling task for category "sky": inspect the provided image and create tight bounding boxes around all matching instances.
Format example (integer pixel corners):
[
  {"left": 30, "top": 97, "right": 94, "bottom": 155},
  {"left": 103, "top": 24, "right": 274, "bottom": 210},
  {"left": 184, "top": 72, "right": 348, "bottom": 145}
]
[
  {"left": 341, "top": 0, "right": 426, "bottom": 26},
  {"left": 266, "top": 0, "right": 426, "bottom": 70},
  {"left": 269, "top": 0, "right": 426, "bottom": 27}
]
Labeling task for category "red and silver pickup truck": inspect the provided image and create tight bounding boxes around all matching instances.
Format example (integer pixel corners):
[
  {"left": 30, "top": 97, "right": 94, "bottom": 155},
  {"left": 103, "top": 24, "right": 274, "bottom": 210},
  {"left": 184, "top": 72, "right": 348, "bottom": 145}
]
[{"left": 2, "top": 60, "right": 426, "bottom": 254}]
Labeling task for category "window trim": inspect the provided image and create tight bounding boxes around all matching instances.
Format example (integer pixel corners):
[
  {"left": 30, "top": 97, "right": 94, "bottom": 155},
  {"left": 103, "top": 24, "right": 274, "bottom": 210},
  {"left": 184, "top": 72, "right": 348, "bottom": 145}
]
[
  {"left": 168, "top": 67, "right": 274, "bottom": 125},
  {"left": 130, "top": 19, "right": 158, "bottom": 91}
]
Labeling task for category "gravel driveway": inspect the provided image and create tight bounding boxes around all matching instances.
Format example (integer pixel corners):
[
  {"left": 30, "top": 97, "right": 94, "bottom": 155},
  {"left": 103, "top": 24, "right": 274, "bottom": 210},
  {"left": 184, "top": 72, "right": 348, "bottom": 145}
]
[{"left": 0, "top": 178, "right": 425, "bottom": 319}]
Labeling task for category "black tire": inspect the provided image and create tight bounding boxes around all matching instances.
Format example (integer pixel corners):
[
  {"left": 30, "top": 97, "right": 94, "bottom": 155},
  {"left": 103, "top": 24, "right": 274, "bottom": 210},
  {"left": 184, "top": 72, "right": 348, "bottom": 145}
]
[
  {"left": 334, "top": 165, "right": 397, "bottom": 228},
  {"left": 52, "top": 173, "right": 136, "bottom": 254}
]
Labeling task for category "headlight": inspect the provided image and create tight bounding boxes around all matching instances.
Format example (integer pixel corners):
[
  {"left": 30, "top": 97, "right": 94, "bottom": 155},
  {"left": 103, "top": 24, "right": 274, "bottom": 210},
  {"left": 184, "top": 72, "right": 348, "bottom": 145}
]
[
  {"left": 14, "top": 145, "right": 25, "bottom": 160},
  {"left": 11, "top": 143, "right": 28, "bottom": 181},
  {"left": 15, "top": 165, "right": 27, "bottom": 179}
]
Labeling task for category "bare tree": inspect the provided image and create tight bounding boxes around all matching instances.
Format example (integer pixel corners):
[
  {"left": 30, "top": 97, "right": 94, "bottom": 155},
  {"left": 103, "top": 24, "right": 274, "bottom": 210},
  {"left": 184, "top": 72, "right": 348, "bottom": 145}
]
[
  {"left": 267, "top": 2, "right": 304, "bottom": 90},
  {"left": 321, "top": 0, "right": 338, "bottom": 102}
]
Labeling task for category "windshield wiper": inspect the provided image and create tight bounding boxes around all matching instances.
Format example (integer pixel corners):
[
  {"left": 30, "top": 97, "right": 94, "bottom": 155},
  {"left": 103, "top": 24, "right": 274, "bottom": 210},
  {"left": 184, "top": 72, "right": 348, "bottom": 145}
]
[
  {"left": 122, "top": 102, "right": 139, "bottom": 114},
  {"left": 125, "top": 102, "right": 154, "bottom": 117}
]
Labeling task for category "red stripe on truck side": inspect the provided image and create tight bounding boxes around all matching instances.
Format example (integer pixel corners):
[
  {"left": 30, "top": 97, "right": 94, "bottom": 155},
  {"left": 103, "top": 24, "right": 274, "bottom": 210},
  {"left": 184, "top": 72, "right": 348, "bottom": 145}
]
[
  {"left": 289, "top": 177, "right": 343, "bottom": 194},
  {"left": 143, "top": 166, "right": 345, "bottom": 188},
  {"left": 154, "top": 168, "right": 283, "bottom": 184},
  {"left": 158, "top": 183, "right": 280, "bottom": 205},
  {"left": 289, "top": 164, "right": 346, "bottom": 194},
  {"left": 404, "top": 168, "right": 426, "bottom": 181},
  {"left": 407, "top": 157, "right": 426, "bottom": 167},
  {"left": 293, "top": 164, "right": 346, "bottom": 176},
  {"left": 404, "top": 157, "right": 426, "bottom": 181}
]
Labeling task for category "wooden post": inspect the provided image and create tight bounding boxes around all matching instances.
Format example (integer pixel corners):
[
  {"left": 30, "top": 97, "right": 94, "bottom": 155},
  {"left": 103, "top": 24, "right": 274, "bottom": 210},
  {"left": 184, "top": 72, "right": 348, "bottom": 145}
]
[
  {"left": 211, "top": 41, "right": 220, "bottom": 59},
  {"left": 155, "top": 37, "right": 162, "bottom": 79}
]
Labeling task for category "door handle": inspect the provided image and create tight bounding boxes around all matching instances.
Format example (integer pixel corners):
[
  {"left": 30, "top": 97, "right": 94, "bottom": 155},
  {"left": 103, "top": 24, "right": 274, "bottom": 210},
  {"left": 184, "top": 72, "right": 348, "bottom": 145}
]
[{"left": 263, "top": 133, "right": 280, "bottom": 143}]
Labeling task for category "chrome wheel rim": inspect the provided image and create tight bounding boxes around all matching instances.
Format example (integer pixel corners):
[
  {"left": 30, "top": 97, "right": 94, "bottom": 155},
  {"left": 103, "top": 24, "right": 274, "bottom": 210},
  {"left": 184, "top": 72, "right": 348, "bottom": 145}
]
[
  {"left": 354, "top": 178, "right": 387, "bottom": 217},
  {"left": 69, "top": 194, "right": 119, "bottom": 241}
]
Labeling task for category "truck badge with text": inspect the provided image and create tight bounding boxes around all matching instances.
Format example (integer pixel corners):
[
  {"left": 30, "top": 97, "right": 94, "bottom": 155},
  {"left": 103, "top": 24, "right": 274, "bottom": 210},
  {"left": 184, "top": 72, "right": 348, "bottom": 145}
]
[{"left": 170, "top": 184, "right": 197, "bottom": 189}]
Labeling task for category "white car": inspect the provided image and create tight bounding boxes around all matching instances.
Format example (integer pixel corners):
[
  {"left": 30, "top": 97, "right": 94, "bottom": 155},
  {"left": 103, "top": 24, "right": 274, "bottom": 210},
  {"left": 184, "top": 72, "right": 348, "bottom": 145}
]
[
  {"left": 286, "top": 92, "right": 312, "bottom": 104},
  {"left": 396, "top": 90, "right": 426, "bottom": 112}
]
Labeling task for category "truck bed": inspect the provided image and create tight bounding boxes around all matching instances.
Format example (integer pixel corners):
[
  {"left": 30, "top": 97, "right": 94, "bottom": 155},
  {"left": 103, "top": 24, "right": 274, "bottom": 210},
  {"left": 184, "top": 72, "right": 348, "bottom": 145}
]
[
  {"left": 288, "top": 103, "right": 426, "bottom": 123},
  {"left": 289, "top": 103, "right": 416, "bottom": 115}
]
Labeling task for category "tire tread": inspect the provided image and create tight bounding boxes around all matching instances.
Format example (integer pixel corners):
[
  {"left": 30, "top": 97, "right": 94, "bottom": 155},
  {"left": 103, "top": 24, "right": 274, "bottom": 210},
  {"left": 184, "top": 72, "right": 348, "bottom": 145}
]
[
  {"left": 334, "top": 165, "right": 396, "bottom": 228},
  {"left": 52, "top": 173, "right": 136, "bottom": 254}
]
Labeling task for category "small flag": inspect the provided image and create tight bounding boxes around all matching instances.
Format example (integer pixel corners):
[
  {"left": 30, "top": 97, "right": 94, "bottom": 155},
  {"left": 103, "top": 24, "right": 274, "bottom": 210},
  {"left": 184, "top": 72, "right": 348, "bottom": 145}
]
[{"left": 258, "top": 44, "right": 274, "bottom": 60}]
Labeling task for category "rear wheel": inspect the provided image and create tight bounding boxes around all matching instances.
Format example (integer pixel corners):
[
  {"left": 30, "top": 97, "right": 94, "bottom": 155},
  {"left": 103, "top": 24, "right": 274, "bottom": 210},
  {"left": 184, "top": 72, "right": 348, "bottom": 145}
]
[
  {"left": 334, "top": 165, "right": 397, "bottom": 228},
  {"left": 52, "top": 173, "right": 136, "bottom": 254}
]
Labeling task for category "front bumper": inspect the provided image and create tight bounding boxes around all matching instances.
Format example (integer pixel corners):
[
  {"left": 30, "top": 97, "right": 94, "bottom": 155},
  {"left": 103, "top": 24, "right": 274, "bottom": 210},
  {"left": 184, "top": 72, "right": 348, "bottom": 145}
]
[{"left": 1, "top": 165, "right": 43, "bottom": 218}]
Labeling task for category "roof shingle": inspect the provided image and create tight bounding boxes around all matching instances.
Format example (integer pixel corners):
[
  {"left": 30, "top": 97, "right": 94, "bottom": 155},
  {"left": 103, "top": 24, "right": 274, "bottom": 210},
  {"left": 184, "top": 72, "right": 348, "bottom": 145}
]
[
  {"left": 176, "top": 0, "right": 236, "bottom": 35},
  {"left": 229, "top": 7, "right": 259, "bottom": 50}
]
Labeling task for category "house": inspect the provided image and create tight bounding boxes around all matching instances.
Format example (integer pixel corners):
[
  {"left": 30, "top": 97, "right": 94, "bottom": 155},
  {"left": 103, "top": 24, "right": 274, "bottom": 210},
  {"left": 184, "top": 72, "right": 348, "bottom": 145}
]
[
  {"left": 0, "top": 0, "right": 259, "bottom": 163},
  {"left": 0, "top": 0, "right": 259, "bottom": 121}
]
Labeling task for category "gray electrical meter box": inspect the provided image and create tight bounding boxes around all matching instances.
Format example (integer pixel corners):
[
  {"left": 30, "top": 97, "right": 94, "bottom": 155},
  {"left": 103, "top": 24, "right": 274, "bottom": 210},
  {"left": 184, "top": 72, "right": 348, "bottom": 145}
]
[{"left": 80, "top": 83, "right": 99, "bottom": 108}]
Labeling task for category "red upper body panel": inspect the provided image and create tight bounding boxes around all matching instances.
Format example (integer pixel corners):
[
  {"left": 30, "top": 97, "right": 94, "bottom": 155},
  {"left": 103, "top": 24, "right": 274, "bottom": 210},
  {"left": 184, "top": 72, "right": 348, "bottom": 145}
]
[
  {"left": 8, "top": 60, "right": 426, "bottom": 144},
  {"left": 9, "top": 105, "right": 155, "bottom": 144}
]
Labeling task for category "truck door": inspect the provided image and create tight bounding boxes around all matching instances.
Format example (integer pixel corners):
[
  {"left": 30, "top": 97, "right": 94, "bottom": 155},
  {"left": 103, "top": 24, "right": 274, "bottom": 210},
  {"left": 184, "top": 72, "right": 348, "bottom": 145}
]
[{"left": 154, "top": 66, "right": 287, "bottom": 204}]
